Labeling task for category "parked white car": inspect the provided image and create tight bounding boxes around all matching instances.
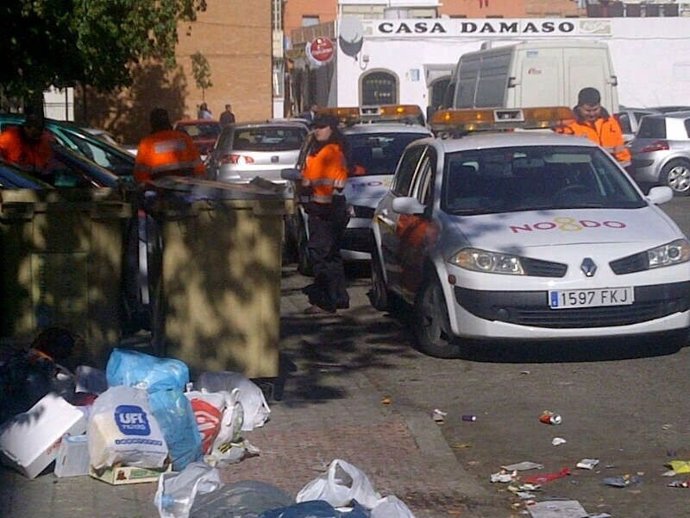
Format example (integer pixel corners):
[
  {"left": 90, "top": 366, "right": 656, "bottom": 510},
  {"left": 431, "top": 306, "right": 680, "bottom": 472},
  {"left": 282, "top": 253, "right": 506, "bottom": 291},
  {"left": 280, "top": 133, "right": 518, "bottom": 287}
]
[{"left": 371, "top": 107, "right": 690, "bottom": 357}]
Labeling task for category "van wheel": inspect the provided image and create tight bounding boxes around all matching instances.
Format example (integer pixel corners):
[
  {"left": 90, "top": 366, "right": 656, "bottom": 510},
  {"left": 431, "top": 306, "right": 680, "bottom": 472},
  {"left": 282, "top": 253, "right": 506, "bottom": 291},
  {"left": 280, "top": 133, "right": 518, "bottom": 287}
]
[
  {"left": 661, "top": 159, "right": 690, "bottom": 196},
  {"left": 369, "top": 246, "right": 389, "bottom": 311},
  {"left": 413, "top": 276, "right": 460, "bottom": 358},
  {"left": 296, "top": 223, "right": 313, "bottom": 276}
]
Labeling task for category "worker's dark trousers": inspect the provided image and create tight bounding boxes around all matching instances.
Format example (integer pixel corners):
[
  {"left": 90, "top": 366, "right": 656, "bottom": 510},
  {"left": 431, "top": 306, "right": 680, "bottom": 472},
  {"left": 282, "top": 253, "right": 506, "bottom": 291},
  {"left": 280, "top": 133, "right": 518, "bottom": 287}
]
[{"left": 306, "top": 198, "right": 350, "bottom": 311}]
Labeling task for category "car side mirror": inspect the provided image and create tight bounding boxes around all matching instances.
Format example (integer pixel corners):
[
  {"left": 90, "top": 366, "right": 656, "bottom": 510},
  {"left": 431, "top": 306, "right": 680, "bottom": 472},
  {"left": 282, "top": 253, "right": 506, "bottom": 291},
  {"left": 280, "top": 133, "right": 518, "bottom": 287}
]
[
  {"left": 647, "top": 185, "right": 673, "bottom": 205},
  {"left": 392, "top": 196, "right": 426, "bottom": 215},
  {"left": 281, "top": 168, "right": 301, "bottom": 181}
]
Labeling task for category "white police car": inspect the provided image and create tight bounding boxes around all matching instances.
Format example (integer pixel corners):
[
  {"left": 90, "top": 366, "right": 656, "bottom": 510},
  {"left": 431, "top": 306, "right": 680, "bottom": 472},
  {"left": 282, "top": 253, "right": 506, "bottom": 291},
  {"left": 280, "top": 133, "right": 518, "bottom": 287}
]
[
  {"left": 370, "top": 107, "right": 690, "bottom": 357},
  {"left": 283, "top": 105, "right": 431, "bottom": 274}
]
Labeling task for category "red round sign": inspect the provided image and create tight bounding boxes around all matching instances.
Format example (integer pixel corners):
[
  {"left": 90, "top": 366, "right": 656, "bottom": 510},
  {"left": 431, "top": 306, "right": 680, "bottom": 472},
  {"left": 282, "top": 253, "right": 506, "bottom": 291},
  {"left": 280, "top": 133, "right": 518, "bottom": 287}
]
[{"left": 309, "top": 37, "right": 335, "bottom": 63}]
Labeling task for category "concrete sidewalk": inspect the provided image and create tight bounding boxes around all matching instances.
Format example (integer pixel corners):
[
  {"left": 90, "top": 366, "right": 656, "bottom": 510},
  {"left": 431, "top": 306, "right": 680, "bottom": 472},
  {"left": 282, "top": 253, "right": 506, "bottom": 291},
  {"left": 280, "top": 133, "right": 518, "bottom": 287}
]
[{"left": 0, "top": 267, "right": 500, "bottom": 518}]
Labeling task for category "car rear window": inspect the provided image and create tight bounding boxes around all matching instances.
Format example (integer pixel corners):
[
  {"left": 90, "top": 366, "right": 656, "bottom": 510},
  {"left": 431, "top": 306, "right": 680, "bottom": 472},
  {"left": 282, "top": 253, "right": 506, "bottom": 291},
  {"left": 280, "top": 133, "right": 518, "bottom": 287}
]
[
  {"left": 178, "top": 123, "right": 221, "bottom": 139},
  {"left": 346, "top": 132, "right": 429, "bottom": 176},
  {"left": 233, "top": 127, "right": 306, "bottom": 151},
  {"left": 637, "top": 117, "right": 667, "bottom": 139}
]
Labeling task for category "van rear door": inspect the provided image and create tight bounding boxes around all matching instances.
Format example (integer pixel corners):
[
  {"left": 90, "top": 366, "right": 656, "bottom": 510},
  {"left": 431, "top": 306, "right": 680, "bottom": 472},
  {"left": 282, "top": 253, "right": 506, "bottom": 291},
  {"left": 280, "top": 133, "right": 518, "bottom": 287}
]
[
  {"left": 564, "top": 46, "right": 618, "bottom": 114},
  {"left": 510, "top": 47, "right": 564, "bottom": 108},
  {"left": 511, "top": 45, "right": 617, "bottom": 113}
]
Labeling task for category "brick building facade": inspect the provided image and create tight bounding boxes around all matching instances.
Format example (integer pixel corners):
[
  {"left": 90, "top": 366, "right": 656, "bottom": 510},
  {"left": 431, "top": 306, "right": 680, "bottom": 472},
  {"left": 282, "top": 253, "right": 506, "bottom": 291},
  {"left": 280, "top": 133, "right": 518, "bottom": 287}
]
[{"left": 79, "top": 0, "right": 273, "bottom": 144}]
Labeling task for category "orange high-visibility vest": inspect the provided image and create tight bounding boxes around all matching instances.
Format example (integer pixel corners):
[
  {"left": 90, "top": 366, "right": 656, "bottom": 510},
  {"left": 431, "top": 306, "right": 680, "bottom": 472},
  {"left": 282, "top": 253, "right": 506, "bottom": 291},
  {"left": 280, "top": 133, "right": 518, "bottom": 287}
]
[
  {"left": 0, "top": 127, "right": 54, "bottom": 172},
  {"left": 301, "top": 143, "right": 347, "bottom": 204},
  {"left": 562, "top": 113, "right": 631, "bottom": 164},
  {"left": 134, "top": 129, "right": 205, "bottom": 184}
]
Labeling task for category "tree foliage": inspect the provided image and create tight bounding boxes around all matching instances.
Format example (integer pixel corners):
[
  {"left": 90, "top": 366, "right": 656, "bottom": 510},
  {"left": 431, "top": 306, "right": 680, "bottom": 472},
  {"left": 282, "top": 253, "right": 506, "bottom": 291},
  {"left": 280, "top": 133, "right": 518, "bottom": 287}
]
[
  {"left": 191, "top": 51, "right": 212, "bottom": 100},
  {"left": 0, "top": 0, "right": 207, "bottom": 101}
]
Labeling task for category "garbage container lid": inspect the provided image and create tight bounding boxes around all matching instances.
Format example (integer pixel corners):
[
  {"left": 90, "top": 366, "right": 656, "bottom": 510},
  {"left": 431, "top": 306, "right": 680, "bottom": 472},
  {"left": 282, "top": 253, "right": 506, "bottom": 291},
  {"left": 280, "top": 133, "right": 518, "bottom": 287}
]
[{"left": 150, "top": 177, "right": 290, "bottom": 201}]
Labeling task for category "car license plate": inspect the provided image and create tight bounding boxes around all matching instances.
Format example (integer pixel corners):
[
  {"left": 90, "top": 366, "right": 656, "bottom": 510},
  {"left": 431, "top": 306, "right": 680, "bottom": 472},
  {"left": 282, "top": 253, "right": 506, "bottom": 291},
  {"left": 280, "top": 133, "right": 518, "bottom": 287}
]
[{"left": 549, "top": 287, "right": 634, "bottom": 309}]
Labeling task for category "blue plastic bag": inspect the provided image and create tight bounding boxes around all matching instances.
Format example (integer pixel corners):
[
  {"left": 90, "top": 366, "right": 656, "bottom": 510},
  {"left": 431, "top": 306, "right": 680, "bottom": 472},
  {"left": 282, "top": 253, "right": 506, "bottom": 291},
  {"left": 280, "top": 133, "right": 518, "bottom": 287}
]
[
  {"left": 149, "top": 388, "right": 203, "bottom": 470},
  {"left": 260, "top": 500, "right": 370, "bottom": 518},
  {"left": 106, "top": 348, "right": 189, "bottom": 392}
]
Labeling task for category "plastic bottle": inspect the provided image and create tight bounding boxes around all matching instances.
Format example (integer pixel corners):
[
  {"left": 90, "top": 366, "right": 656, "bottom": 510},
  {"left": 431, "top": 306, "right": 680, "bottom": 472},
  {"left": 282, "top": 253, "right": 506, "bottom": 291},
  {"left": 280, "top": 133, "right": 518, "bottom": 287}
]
[{"left": 154, "top": 462, "right": 222, "bottom": 518}]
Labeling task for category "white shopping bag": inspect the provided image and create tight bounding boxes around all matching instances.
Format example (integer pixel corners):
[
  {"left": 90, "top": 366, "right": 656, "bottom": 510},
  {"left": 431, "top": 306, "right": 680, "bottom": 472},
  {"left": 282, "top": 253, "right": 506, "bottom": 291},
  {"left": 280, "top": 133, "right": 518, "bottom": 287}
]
[{"left": 296, "top": 458, "right": 381, "bottom": 509}]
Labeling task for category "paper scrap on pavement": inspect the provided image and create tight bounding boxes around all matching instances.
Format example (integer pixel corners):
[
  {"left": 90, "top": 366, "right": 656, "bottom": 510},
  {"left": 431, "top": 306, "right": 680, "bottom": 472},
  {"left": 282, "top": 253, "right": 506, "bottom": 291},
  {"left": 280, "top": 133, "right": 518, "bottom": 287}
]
[
  {"left": 527, "top": 500, "right": 588, "bottom": 518},
  {"left": 576, "top": 458, "right": 600, "bottom": 470},
  {"left": 502, "top": 461, "right": 544, "bottom": 471},
  {"left": 490, "top": 470, "right": 517, "bottom": 483},
  {"left": 667, "top": 460, "right": 690, "bottom": 474}
]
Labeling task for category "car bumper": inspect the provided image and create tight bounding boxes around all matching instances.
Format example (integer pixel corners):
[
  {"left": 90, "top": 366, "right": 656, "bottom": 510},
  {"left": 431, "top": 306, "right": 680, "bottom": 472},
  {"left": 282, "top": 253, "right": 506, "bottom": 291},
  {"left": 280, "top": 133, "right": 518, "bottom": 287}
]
[
  {"left": 341, "top": 217, "right": 373, "bottom": 261},
  {"left": 449, "top": 281, "right": 690, "bottom": 338},
  {"left": 630, "top": 160, "right": 660, "bottom": 183}
]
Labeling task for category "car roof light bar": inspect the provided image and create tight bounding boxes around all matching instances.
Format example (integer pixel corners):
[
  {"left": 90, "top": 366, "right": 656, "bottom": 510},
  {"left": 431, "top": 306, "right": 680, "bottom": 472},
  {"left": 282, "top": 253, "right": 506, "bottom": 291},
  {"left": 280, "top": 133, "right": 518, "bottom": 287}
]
[
  {"left": 430, "top": 106, "right": 575, "bottom": 136},
  {"left": 317, "top": 104, "right": 424, "bottom": 125}
]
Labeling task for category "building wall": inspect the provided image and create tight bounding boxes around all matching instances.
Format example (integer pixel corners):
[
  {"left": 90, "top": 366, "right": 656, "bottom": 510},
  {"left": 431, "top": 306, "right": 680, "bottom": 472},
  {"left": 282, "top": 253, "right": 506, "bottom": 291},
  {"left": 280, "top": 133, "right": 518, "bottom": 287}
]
[
  {"left": 440, "top": 0, "right": 581, "bottom": 18},
  {"left": 284, "top": 1, "right": 338, "bottom": 38},
  {"left": 80, "top": 0, "right": 272, "bottom": 145},
  {"left": 334, "top": 17, "right": 690, "bottom": 111}
]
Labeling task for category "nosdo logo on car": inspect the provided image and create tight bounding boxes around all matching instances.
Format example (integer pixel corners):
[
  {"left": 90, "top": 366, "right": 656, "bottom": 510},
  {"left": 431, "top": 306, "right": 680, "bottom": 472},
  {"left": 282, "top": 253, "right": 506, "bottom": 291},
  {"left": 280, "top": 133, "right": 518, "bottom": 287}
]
[
  {"left": 115, "top": 405, "right": 151, "bottom": 436},
  {"left": 510, "top": 217, "right": 626, "bottom": 234}
]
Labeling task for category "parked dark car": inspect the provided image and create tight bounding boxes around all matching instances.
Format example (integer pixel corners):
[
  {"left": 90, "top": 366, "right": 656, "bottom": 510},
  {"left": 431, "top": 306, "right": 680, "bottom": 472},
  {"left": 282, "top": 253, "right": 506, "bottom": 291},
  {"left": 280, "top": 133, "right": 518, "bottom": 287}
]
[
  {"left": 0, "top": 114, "right": 135, "bottom": 184},
  {"left": 173, "top": 119, "right": 222, "bottom": 158},
  {"left": 0, "top": 160, "right": 52, "bottom": 189}
]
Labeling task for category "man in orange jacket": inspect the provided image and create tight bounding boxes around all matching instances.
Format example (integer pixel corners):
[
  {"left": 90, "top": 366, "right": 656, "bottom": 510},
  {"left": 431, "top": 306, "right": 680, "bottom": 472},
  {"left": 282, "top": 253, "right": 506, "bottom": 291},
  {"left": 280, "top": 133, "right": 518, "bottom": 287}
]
[
  {"left": 0, "top": 109, "right": 55, "bottom": 180},
  {"left": 134, "top": 108, "right": 205, "bottom": 185},
  {"left": 561, "top": 87, "right": 631, "bottom": 166}
]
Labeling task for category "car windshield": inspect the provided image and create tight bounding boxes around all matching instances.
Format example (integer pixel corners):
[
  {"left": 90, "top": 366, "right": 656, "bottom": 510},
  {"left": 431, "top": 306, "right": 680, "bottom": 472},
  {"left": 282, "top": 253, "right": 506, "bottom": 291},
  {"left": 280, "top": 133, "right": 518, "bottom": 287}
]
[
  {"left": 233, "top": 126, "right": 306, "bottom": 152},
  {"left": 442, "top": 145, "right": 646, "bottom": 215},
  {"left": 346, "top": 132, "right": 429, "bottom": 176}
]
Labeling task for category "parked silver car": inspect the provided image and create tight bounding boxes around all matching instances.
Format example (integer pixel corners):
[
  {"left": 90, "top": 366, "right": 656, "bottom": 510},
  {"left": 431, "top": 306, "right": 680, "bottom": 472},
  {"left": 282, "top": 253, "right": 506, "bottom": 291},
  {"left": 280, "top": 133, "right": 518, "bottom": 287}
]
[
  {"left": 628, "top": 111, "right": 690, "bottom": 195},
  {"left": 205, "top": 120, "right": 308, "bottom": 183},
  {"left": 615, "top": 106, "right": 659, "bottom": 144}
]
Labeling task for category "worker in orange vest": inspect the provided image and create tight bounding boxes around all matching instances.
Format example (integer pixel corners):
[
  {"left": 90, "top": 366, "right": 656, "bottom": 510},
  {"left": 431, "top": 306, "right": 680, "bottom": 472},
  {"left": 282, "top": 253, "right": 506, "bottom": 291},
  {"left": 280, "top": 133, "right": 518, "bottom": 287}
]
[
  {"left": 560, "top": 87, "right": 631, "bottom": 166},
  {"left": 134, "top": 108, "right": 205, "bottom": 185},
  {"left": 0, "top": 108, "right": 55, "bottom": 180},
  {"left": 300, "top": 113, "right": 350, "bottom": 314}
]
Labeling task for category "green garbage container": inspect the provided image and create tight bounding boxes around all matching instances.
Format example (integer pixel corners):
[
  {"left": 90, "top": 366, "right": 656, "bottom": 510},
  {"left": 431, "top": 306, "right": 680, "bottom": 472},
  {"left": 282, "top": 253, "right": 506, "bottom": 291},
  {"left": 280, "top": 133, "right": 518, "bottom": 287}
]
[
  {"left": 149, "top": 178, "right": 290, "bottom": 378},
  {"left": 0, "top": 189, "right": 131, "bottom": 364}
]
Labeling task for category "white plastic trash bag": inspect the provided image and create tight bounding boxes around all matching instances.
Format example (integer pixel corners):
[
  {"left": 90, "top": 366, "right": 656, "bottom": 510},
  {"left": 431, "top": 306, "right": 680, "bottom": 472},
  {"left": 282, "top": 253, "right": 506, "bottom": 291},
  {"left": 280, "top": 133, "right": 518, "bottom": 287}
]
[
  {"left": 371, "top": 495, "right": 416, "bottom": 518},
  {"left": 88, "top": 385, "right": 168, "bottom": 470},
  {"left": 154, "top": 461, "right": 222, "bottom": 518},
  {"left": 296, "top": 458, "right": 382, "bottom": 509},
  {"left": 212, "top": 388, "right": 244, "bottom": 451},
  {"left": 196, "top": 371, "right": 270, "bottom": 431}
]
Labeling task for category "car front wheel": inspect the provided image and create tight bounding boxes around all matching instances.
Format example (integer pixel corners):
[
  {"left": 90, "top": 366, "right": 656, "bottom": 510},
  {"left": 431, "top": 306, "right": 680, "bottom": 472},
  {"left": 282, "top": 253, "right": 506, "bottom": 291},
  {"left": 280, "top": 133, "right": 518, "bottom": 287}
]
[
  {"left": 661, "top": 159, "right": 690, "bottom": 196},
  {"left": 369, "top": 245, "right": 389, "bottom": 311},
  {"left": 413, "top": 276, "right": 460, "bottom": 358}
]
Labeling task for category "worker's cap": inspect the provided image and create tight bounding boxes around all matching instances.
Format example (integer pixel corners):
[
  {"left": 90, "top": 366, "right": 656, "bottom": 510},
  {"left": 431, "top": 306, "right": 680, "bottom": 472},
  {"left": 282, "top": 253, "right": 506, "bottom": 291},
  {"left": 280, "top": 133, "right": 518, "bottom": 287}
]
[
  {"left": 312, "top": 114, "right": 339, "bottom": 130},
  {"left": 150, "top": 107, "right": 171, "bottom": 127},
  {"left": 577, "top": 87, "right": 601, "bottom": 106}
]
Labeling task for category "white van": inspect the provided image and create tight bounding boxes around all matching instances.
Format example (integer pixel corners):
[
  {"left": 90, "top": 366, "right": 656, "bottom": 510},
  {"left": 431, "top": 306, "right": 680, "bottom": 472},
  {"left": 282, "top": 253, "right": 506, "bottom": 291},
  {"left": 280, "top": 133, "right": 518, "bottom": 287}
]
[{"left": 443, "top": 40, "right": 619, "bottom": 114}]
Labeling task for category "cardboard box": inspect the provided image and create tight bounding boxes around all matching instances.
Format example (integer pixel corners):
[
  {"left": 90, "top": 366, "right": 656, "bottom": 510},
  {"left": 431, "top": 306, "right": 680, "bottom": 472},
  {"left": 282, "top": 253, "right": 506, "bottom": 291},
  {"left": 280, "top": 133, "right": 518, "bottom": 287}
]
[
  {"left": 54, "top": 434, "right": 90, "bottom": 478},
  {"left": 0, "top": 393, "right": 87, "bottom": 479},
  {"left": 89, "top": 463, "right": 172, "bottom": 485}
]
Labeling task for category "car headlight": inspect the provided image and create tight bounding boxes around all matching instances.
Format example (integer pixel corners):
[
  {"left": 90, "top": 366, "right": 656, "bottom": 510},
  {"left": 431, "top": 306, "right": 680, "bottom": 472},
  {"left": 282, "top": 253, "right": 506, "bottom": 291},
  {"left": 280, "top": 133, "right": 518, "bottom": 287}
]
[
  {"left": 647, "top": 239, "right": 690, "bottom": 269},
  {"left": 450, "top": 247, "right": 525, "bottom": 275}
]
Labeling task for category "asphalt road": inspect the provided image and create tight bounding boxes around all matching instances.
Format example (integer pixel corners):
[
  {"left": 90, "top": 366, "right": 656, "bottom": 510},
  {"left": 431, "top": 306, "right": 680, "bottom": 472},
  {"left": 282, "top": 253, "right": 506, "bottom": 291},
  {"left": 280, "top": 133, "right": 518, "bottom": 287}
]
[{"left": 288, "top": 193, "right": 690, "bottom": 517}]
